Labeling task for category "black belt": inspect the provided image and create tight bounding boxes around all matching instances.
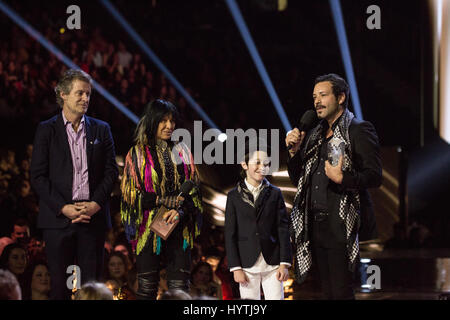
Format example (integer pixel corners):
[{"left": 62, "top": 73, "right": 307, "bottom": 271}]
[{"left": 73, "top": 199, "right": 89, "bottom": 203}]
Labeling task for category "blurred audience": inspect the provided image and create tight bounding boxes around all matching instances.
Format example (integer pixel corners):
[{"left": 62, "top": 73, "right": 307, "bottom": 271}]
[{"left": 189, "top": 261, "right": 222, "bottom": 299}]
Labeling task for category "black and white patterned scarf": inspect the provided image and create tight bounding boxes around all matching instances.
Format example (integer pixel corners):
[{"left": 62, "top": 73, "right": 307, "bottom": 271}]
[{"left": 290, "top": 108, "right": 361, "bottom": 284}]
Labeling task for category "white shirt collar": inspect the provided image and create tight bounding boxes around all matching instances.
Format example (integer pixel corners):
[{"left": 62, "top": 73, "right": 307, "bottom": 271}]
[{"left": 244, "top": 178, "right": 263, "bottom": 193}]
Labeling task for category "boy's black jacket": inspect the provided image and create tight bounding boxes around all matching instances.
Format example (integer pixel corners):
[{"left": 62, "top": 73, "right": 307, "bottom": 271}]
[{"left": 225, "top": 180, "right": 292, "bottom": 269}]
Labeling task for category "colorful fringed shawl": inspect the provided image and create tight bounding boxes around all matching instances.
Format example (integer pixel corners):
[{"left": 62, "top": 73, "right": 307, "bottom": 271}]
[{"left": 120, "top": 141, "right": 202, "bottom": 256}]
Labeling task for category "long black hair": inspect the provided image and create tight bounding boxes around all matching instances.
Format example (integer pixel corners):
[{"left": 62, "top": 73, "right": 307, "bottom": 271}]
[{"left": 134, "top": 99, "right": 181, "bottom": 147}]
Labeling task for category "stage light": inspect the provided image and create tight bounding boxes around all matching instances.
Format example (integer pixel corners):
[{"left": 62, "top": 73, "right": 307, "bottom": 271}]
[
  {"left": 278, "top": 0, "right": 288, "bottom": 12},
  {"left": 218, "top": 133, "right": 228, "bottom": 143},
  {"left": 429, "top": 0, "right": 450, "bottom": 144},
  {"left": 225, "top": 0, "right": 292, "bottom": 132},
  {"left": 329, "top": 0, "right": 364, "bottom": 120},
  {"left": 272, "top": 170, "right": 289, "bottom": 177},
  {"left": 210, "top": 207, "right": 225, "bottom": 224},
  {"left": 278, "top": 186, "right": 298, "bottom": 193},
  {"left": 100, "top": 0, "right": 221, "bottom": 132},
  {"left": 204, "top": 192, "right": 227, "bottom": 213}
]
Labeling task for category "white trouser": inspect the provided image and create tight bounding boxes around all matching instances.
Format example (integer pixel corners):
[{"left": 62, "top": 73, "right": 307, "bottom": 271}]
[{"left": 239, "top": 268, "right": 284, "bottom": 300}]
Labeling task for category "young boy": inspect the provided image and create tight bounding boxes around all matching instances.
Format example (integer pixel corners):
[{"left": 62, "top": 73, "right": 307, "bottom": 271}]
[{"left": 225, "top": 149, "right": 292, "bottom": 300}]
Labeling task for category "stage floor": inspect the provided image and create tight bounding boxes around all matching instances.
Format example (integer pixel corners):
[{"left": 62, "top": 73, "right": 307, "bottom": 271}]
[{"left": 287, "top": 248, "right": 450, "bottom": 300}]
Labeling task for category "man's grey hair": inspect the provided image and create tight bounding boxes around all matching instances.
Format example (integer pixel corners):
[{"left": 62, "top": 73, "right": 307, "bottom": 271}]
[{"left": 54, "top": 69, "right": 92, "bottom": 108}]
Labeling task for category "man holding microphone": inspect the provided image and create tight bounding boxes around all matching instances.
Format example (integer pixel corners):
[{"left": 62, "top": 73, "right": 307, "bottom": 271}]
[{"left": 286, "top": 73, "right": 382, "bottom": 299}]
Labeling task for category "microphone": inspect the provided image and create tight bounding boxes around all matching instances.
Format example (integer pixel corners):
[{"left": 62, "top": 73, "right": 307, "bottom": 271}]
[
  {"left": 287, "top": 109, "right": 318, "bottom": 150},
  {"left": 177, "top": 180, "right": 196, "bottom": 206}
]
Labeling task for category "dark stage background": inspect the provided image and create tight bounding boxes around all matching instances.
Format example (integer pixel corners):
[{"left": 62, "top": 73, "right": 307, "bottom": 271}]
[{"left": 0, "top": 0, "right": 449, "bottom": 300}]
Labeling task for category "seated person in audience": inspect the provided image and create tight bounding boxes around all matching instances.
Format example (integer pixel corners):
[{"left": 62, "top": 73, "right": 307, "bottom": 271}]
[
  {"left": 9, "top": 218, "right": 31, "bottom": 246},
  {"left": 113, "top": 241, "right": 137, "bottom": 292},
  {"left": 0, "top": 243, "right": 28, "bottom": 290},
  {"left": 21, "top": 259, "right": 51, "bottom": 300},
  {"left": 189, "top": 261, "right": 222, "bottom": 299},
  {"left": 204, "top": 249, "right": 234, "bottom": 300},
  {"left": 104, "top": 251, "right": 135, "bottom": 300},
  {"left": 114, "top": 241, "right": 133, "bottom": 260},
  {"left": 215, "top": 255, "right": 235, "bottom": 300},
  {"left": 205, "top": 250, "right": 222, "bottom": 285},
  {"left": 27, "top": 236, "right": 46, "bottom": 261}
]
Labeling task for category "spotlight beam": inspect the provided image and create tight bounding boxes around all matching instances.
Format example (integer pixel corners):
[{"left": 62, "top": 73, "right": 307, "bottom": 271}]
[
  {"left": 100, "top": 0, "right": 221, "bottom": 131},
  {"left": 0, "top": 0, "right": 140, "bottom": 124},
  {"left": 224, "top": 0, "right": 292, "bottom": 132},
  {"left": 329, "top": 0, "right": 364, "bottom": 120}
]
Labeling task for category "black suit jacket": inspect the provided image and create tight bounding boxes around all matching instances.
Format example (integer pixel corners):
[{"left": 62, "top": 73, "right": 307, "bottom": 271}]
[
  {"left": 30, "top": 113, "right": 118, "bottom": 231},
  {"left": 225, "top": 183, "right": 292, "bottom": 269},
  {"left": 287, "top": 117, "right": 382, "bottom": 243}
]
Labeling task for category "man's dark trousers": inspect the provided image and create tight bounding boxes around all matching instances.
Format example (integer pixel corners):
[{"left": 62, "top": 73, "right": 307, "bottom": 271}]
[{"left": 43, "top": 223, "right": 106, "bottom": 300}]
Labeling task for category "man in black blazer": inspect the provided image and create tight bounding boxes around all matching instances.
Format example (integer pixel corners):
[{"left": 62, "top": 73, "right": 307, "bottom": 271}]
[
  {"left": 286, "top": 74, "right": 382, "bottom": 299},
  {"left": 30, "top": 69, "right": 118, "bottom": 299}
]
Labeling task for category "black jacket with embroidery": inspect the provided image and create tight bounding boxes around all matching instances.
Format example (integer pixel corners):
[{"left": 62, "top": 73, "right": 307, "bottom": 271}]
[{"left": 225, "top": 180, "right": 292, "bottom": 269}]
